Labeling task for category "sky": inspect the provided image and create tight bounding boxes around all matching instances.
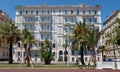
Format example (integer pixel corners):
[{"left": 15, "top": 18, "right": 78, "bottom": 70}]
[{"left": 0, "top": 0, "right": 120, "bottom": 24}]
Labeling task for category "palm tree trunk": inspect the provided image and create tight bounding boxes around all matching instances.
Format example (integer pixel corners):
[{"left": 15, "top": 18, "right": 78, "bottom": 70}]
[
  {"left": 26, "top": 43, "right": 30, "bottom": 67},
  {"left": 88, "top": 56, "right": 92, "bottom": 65},
  {"left": 64, "top": 47, "right": 67, "bottom": 64},
  {"left": 9, "top": 42, "right": 13, "bottom": 64},
  {"left": 102, "top": 52, "right": 104, "bottom": 61},
  {"left": 92, "top": 48, "right": 96, "bottom": 66},
  {"left": 80, "top": 45, "right": 85, "bottom": 65},
  {"left": 24, "top": 44, "right": 27, "bottom": 63}
]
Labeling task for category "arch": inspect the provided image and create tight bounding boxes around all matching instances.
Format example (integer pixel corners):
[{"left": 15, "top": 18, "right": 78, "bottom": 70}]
[{"left": 59, "top": 50, "right": 63, "bottom": 55}]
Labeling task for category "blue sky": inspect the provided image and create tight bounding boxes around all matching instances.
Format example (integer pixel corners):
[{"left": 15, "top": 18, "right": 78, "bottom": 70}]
[{"left": 0, "top": 0, "right": 120, "bottom": 24}]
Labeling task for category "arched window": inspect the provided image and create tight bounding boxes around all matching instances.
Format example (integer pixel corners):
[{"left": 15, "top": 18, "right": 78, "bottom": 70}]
[{"left": 59, "top": 50, "right": 63, "bottom": 55}]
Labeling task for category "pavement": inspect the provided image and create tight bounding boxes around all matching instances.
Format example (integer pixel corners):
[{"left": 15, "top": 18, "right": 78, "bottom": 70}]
[{"left": 0, "top": 69, "right": 120, "bottom": 72}]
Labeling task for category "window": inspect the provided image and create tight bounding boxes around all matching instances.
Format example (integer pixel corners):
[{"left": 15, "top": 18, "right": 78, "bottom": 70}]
[
  {"left": 83, "top": 18, "right": 86, "bottom": 22},
  {"left": 46, "top": 33, "right": 50, "bottom": 39},
  {"left": 72, "top": 57, "right": 74, "bottom": 61},
  {"left": 71, "top": 10, "right": 73, "bottom": 14},
  {"left": 29, "top": 24, "right": 34, "bottom": 30},
  {"left": 17, "top": 52, "right": 20, "bottom": 56},
  {"left": 41, "top": 17, "right": 45, "bottom": 22},
  {"left": 47, "top": 25, "right": 51, "bottom": 31},
  {"left": 48, "top": 11, "right": 50, "bottom": 14},
  {"left": 89, "top": 18, "right": 91, "bottom": 23},
  {"left": 3, "top": 51, "right": 5, "bottom": 56},
  {"left": 18, "top": 43, "right": 21, "bottom": 47},
  {"left": 31, "top": 11, "right": 33, "bottom": 14},
  {"left": 83, "top": 10, "right": 85, "bottom": 14},
  {"left": 35, "top": 17, "right": 39, "bottom": 22},
  {"left": 76, "top": 10, "right": 79, "bottom": 15},
  {"left": 41, "top": 43, "right": 44, "bottom": 47},
  {"left": 41, "top": 25, "right": 45, "bottom": 31},
  {"left": 59, "top": 10, "right": 61, "bottom": 14},
  {"left": 53, "top": 43, "right": 55, "bottom": 48},
  {"left": 65, "top": 18, "right": 68, "bottom": 23},
  {"left": 36, "top": 11, "right": 39, "bottom": 15},
  {"left": 47, "top": 17, "right": 51, "bottom": 22},
  {"left": 59, "top": 50, "right": 63, "bottom": 55},
  {"left": 65, "top": 10, "right": 67, "bottom": 14},
  {"left": 19, "top": 11, "right": 22, "bottom": 15},
  {"left": 41, "top": 34, "right": 44, "bottom": 40},
  {"left": 88, "top": 10, "right": 91, "bottom": 14},
  {"left": 52, "top": 24, "right": 55, "bottom": 31},
  {"left": 42, "top": 10, "right": 44, "bottom": 14},
  {"left": 94, "top": 18, "right": 97, "bottom": 23},
  {"left": 64, "top": 26, "right": 68, "bottom": 33},
  {"left": 95, "top": 10, "right": 97, "bottom": 15},
  {"left": 71, "top": 18, "right": 75, "bottom": 23},
  {"left": 26, "top": 10, "right": 28, "bottom": 14},
  {"left": 65, "top": 38, "right": 69, "bottom": 44},
  {"left": 6, "top": 52, "right": 8, "bottom": 56}
]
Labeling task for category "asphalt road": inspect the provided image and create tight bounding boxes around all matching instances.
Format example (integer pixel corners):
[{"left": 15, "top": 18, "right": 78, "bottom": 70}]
[{"left": 0, "top": 69, "right": 120, "bottom": 72}]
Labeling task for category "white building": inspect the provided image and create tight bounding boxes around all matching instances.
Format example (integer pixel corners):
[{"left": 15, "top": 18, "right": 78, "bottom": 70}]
[{"left": 14, "top": 4, "right": 102, "bottom": 64}]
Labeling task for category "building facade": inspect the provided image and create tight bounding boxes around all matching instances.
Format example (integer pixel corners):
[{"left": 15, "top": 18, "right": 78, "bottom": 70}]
[
  {"left": 0, "top": 10, "right": 12, "bottom": 61},
  {"left": 103, "top": 10, "right": 120, "bottom": 61},
  {"left": 14, "top": 4, "right": 102, "bottom": 64}
]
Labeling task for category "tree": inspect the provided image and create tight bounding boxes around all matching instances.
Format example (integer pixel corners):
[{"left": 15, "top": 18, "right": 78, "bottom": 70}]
[
  {"left": 86, "top": 27, "right": 101, "bottom": 66},
  {"left": 71, "top": 22, "right": 87, "bottom": 65},
  {"left": 116, "top": 18, "right": 120, "bottom": 45},
  {"left": 21, "top": 29, "right": 34, "bottom": 67},
  {"left": 63, "top": 43, "right": 68, "bottom": 64},
  {"left": 40, "top": 39, "right": 53, "bottom": 64},
  {"left": 98, "top": 45, "right": 107, "bottom": 61},
  {"left": 0, "top": 22, "right": 21, "bottom": 64}
]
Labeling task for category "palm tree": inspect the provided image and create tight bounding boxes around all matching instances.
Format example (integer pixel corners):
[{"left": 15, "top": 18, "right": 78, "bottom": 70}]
[
  {"left": 71, "top": 22, "right": 87, "bottom": 65},
  {"left": 40, "top": 39, "right": 53, "bottom": 64},
  {"left": 21, "top": 29, "right": 34, "bottom": 67},
  {"left": 86, "top": 27, "right": 101, "bottom": 66},
  {"left": 63, "top": 43, "right": 68, "bottom": 64},
  {"left": 98, "top": 45, "right": 107, "bottom": 61},
  {"left": 0, "top": 22, "right": 21, "bottom": 64}
]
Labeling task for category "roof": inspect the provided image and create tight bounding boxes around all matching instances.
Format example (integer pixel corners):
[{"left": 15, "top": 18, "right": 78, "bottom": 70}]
[
  {"left": 15, "top": 4, "right": 101, "bottom": 10},
  {"left": 103, "top": 10, "right": 120, "bottom": 25}
]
